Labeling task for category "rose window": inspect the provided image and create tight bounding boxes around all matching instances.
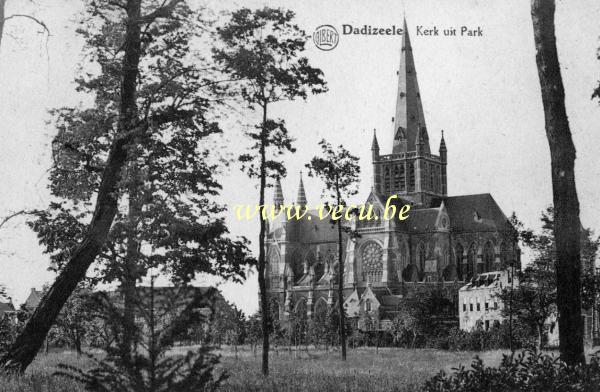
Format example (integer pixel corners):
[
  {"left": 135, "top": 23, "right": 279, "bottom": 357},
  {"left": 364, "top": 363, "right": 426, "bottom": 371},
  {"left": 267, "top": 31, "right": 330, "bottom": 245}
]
[{"left": 362, "top": 242, "right": 383, "bottom": 283}]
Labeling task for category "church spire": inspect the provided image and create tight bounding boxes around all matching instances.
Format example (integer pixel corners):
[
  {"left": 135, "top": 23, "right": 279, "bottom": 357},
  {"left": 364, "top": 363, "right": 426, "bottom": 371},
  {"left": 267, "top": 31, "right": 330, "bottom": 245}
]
[
  {"left": 296, "top": 172, "right": 307, "bottom": 206},
  {"left": 392, "top": 17, "right": 430, "bottom": 154},
  {"left": 371, "top": 129, "right": 380, "bottom": 159},
  {"left": 273, "top": 177, "right": 284, "bottom": 209},
  {"left": 439, "top": 129, "right": 447, "bottom": 152}
]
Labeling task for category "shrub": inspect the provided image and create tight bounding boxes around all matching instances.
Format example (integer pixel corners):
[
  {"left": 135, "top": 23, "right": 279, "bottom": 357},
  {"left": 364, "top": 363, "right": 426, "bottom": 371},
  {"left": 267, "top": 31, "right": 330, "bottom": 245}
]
[{"left": 423, "top": 350, "right": 600, "bottom": 392}]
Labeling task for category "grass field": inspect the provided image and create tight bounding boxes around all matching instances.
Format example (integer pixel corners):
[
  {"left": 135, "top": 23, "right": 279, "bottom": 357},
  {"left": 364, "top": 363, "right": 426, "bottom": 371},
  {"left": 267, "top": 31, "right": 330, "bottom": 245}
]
[{"left": 0, "top": 346, "right": 510, "bottom": 392}]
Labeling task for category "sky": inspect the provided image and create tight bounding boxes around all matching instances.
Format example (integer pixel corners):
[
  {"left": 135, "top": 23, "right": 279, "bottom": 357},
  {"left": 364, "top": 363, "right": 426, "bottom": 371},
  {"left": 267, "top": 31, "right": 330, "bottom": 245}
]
[{"left": 1, "top": 0, "right": 600, "bottom": 315}]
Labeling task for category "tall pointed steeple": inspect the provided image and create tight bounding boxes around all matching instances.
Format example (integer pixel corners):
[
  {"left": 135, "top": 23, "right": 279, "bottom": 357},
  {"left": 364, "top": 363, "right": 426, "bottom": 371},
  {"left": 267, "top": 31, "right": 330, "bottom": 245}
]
[
  {"left": 296, "top": 172, "right": 307, "bottom": 206},
  {"left": 392, "top": 17, "right": 430, "bottom": 154},
  {"left": 273, "top": 178, "right": 284, "bottom": 209}
]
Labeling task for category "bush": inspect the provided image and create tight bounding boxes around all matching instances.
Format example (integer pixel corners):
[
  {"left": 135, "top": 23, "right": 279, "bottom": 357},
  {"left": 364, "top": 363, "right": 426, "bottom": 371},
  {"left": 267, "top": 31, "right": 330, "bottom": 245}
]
[
  {"left": 423, "top": 350, "right": 600, "bottom": 392},
  {"left": 430, "top": 321, "right": 534, "bottom": 351}
]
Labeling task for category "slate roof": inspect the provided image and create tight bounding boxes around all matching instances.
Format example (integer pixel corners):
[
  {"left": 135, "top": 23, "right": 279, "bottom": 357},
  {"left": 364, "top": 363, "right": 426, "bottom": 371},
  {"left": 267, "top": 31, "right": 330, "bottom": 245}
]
[
  {"left": 431, "top": 194, "right": 512, "bottom": 233},
  {"left": 400, "top": 207, "right": 439, "bottom": 232}
]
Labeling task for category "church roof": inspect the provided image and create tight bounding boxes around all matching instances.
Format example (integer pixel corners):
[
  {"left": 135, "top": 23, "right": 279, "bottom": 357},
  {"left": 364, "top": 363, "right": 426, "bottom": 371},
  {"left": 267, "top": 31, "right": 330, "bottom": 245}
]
[
  {"left": 431, "top": 194, "right": 512, "bottom": 233},
  {"left": 401, "top": 207, "right": 440, "bottom": 232},
  {"left": 392, "top": 18, "right": 430, "bottom": 154}
]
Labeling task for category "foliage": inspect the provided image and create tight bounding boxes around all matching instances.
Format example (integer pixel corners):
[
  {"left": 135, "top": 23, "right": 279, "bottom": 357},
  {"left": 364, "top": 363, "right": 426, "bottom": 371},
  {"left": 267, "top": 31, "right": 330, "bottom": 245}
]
[
  {"left": 29, "top": 0, "right": 251, "bottom": 289},
  {"left": 48, "top": 284, "right": 96, "bottom": 355},
  {"left": 306, "top": 139, "right": 360, "bottom": 360},
  {"left": 55, "top": 284, "right": 227, "bottom": 392},
  {"left": 501, "top": 208, "right": 600, "bottom": 349},
  {"left": 0, "top": 315, "right": 17, "bottom": 354},
  {"left": 214, "top": 6, "right": 327, "bottom": 374},
  {"left": 424, "top": 350, "right": 600, "bottom": 392}
]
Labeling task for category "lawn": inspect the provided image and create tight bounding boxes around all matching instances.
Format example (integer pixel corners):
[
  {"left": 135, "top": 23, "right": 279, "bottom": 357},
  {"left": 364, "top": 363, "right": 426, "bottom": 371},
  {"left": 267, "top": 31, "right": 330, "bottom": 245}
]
[
  {"left": 0, "top": 346, "right": 508, "bottom": 392},
  {"left": 216, "top": 346, "right": 506, "bottom": 392}
]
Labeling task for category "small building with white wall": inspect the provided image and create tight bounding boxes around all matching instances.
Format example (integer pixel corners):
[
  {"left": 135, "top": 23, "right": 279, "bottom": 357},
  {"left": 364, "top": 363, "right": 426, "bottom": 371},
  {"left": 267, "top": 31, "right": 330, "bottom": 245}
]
[{"left": 459, "top": 270, "right": 516, "bottom": 331}]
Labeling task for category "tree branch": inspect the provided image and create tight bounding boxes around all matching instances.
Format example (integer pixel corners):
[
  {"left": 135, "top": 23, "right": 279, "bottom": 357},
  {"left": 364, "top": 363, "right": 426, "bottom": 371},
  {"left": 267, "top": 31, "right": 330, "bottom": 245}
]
[
  {"left": 4, "top": 14, "right": 49, "bottom": 35},
  {"left": 135, "top": 0, "right": 184, "bottom": 24},
  {"left": 0, "top": 210, "right": 36, "bottom": 231}
]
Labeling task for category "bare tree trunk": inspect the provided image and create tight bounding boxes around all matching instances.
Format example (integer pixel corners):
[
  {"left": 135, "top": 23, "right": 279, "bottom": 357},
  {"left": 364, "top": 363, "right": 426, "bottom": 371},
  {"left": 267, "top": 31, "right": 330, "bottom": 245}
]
[
  {"left": 336, "top": 189, "right": 347, "bottom": 360},
  {"left": 531, "top": 0, "right": 584, "bottom": 365},
  {"left": 0, "top": 0, "right": 144, "bottom": 373},
  {"left": 121, "top": 166, "right": 143, "bottom": 364},
  {"left": 258, "top": 102, "right": 270, "bottom": 376}
]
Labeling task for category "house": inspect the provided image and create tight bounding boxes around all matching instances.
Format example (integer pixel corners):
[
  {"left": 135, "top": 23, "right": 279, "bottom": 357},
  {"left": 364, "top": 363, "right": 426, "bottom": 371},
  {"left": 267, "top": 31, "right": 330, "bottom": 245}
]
[
  {"left": 24, "top": 287, "right": 43, "bottom": 310},
  {"left": 458, "top": 270, "right": 515, "bottom": 331}
]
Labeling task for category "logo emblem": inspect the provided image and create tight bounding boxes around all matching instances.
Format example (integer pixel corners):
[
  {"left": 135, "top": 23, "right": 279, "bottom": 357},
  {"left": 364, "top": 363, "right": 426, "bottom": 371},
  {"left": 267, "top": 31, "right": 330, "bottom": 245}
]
[{"left": 313, "top": 25, "right": 339, "bottom": 51}]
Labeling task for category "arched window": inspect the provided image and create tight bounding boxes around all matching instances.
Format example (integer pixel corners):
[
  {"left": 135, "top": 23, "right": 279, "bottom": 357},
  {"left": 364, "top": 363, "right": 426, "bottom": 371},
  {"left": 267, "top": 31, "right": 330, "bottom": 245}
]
[
  {"left": 361, "top": 242, "right": 383, "bottom": 283},
  {"left": 408, "top": 162, "right": 415, "bottom": 191},
  {"left": 292, "top": 250, "right": 304, "bottom": 283},
  {"left": 417, "top": 242, "right": 426, "bottom": 273},
  {"left": 269, "top": 249, "right": 280, "bottom": 275},
  {"left": 500, "top": 242, "right": 510, "bottom": 266},
  {"left": 400, "top": 242, "right": 408, "bottom": 268},
  {"left": 399, "top": 165, "right": 406, "bottom": 191},
  {"left": 483, "top": 242, "right": 494, "bottom": 272},
  {"left": 384, "top": 166, "right": 391, "bottom": 193},
  {"left": 314, "top": 263, "right": 325, "bottom": 282},
  {"left": 393, "top": 165, "right": 401, "bottom": 189},
  {"left": 442, "top": 245, "right": 449, "bottom": 267},
  {"left": 467, "top": 244, "right": 477, "bottom": 279},
  {"left": 455, "top": 244, "right": 464, "bottom": 280},
  {"left": 314, "top": 298, "right": 328, "bottom": 322},
  {"left": 430, "top": 164, "right": 435, "bottom": 190},
  {"left": 306, "top": 251, "right": 316, "bottom": 267},
  {"left": 270, "top": 299, "right": 280, "bottom": 321},
  {"left": 294, "top": 298, "right": 307, "bottom": 318}
]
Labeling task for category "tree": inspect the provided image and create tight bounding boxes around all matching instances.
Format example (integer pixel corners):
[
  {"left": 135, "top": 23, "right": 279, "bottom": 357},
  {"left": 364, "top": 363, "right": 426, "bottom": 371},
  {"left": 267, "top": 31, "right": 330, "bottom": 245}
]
[
  {"left": 1, "top": 0, "right": 253, "bottom": 373},
  {"left": 531, "top": 0, "right": 584, "bottom": 365},
  {"left": 499, "top": 260, "right": 557, "bottom": 350},
  {"left": 500, "top": 208, "right": 599, "bottom": 350},
  {"left": 51, "top": 284, "right": 95, "bottom": 356},
  {"left": 306, "top": 140, "right": 360, "bottom": 360},
  {"left": 214, "top": 7, "right": 326, "bottom": 375}
]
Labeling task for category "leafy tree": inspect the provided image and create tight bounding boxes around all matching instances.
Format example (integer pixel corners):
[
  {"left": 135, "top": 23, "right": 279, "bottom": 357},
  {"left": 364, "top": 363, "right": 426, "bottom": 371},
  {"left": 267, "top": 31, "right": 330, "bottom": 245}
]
[
  {"left": 531, "top": 0, "right": 584, "bottom": 365},
  {"left": 2, "top": 0, "right": 251, "bottom": 374},
  {"left": 50, "top": 284, "right": 95, "bottom": 356},
  {"left": 499, "top": 261, "right": 556, "bottom": 350},
  {"left": 500, "top": 208, "right": 599, "bottom": 350},
  {"left": 306, "top": 140, "right": 360, "bottom": 360},
  {"left": 214, "top": 7, "right": 326, "bottom": 375}
]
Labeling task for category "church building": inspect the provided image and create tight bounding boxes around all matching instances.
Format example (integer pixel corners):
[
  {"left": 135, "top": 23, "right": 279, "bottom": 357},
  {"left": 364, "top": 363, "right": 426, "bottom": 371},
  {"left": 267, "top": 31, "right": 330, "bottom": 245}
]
[{"left": 265, "top": 19, "right": 520, "bottom": 329}]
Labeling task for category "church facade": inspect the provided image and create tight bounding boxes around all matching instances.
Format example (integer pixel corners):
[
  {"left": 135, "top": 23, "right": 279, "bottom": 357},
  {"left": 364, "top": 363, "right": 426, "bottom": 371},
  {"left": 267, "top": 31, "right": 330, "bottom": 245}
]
[{"left": 265, "top": 20, "right": 520, "bottom": 329}]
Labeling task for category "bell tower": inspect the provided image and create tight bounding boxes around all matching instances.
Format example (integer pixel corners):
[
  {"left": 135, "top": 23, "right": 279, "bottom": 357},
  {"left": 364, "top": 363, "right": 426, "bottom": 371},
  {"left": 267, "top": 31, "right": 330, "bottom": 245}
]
[{"left": 372, "top": 18, "right": 446, "bottom": 206}]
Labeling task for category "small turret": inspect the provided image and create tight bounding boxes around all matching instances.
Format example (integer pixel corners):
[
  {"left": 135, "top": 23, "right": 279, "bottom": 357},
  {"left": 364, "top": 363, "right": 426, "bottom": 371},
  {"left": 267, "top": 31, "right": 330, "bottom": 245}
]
[
  {"left": 371, "top": 129, "right": 380, "bottom": 160},
  {"left": 439, "top": 130, "right": 447, "bottom": 158},
  {"left": 439, "top": 130, "right": 447, "bottom": 196},
  {"left": 296, "top": 172, "right": 307, "bottom": 206},
  {"left": 273, "top": 178, "right": 284, "bottom": 209}
]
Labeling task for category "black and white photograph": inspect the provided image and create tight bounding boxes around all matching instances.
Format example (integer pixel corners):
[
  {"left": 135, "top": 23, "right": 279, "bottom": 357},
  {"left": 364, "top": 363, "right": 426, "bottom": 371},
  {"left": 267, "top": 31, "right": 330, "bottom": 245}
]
[{"left": 0, "top": 0, "right": 600, "bottom": 391}]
